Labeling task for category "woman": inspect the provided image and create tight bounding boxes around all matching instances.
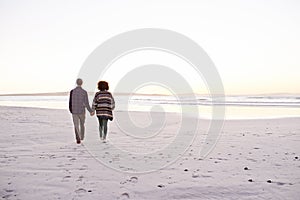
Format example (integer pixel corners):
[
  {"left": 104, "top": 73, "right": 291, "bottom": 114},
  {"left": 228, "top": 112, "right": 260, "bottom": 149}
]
[{"left": 92, "top": 81, "right": 115, "bottom": 142}]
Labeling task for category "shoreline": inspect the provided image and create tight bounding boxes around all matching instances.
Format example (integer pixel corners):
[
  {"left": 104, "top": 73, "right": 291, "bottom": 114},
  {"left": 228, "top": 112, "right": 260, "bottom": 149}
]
[{"left": 0, "top": 105, "right": 299, "bottom": 121}]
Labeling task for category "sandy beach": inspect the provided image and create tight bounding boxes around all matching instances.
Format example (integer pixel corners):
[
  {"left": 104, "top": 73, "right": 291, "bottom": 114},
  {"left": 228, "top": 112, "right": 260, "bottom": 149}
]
[{"left": 0, "top": 106, "right": 299, "bottom": 199}]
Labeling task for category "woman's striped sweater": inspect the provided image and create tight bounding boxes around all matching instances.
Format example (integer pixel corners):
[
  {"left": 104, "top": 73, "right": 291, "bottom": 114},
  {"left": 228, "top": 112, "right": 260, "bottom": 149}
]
[{"left": 92, "top": 91, "right": 115, "bottom": 120}]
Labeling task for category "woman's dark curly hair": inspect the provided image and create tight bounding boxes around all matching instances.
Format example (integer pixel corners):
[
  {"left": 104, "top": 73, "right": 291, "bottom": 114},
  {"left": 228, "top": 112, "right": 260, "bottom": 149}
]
[{"left": 98, "top": 81, "right": 109, "bottom": 91}]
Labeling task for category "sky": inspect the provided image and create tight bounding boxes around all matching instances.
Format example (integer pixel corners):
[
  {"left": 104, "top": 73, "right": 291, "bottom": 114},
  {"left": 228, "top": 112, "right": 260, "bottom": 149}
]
[{"left": 0, "top": 0, "right": 300, "bottom": 95}]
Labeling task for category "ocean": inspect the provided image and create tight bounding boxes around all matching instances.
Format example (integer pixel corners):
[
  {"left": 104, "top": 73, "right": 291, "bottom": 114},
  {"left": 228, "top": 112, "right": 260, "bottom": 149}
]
[{"left": 0, "top": 94, "right": 299, "bottom": 119}]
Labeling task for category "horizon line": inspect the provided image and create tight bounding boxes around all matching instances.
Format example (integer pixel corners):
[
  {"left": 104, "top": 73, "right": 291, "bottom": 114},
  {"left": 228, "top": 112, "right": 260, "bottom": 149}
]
[{"left": 0, "top": 91, "right": 299, "bottom": 97}]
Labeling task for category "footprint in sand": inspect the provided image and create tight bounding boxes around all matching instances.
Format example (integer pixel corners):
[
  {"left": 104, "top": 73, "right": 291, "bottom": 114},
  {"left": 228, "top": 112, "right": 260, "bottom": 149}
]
[
  {"left": 192, "top": 173, "right": 200, "bottom": 178},
  {"left": 120, "top": 177, "right": 138, "bottom": 185},
  {"left": 77, "top": 175, "right": 84, "bottom": 182},
  {"left": 119, "top": 192, "right": 130, "bottom": 199},
  {"left": 4, "top": 189, "right": 14, "bottom": 193},
  {"left": 2, "top": 189, "right": 15, "bottom": 199},
  {"left": 79, "top": 165, "right": 88, "bottom": 170},
  {"left": 62, "top": 176, "right": 71, "bottom": 182},
  {"left": 129, "top": 177, "right": 138, "bottom": 183},
  {"left": 2, "top": 194, "right": 12, "bottom": 199},
  {"left": 75, "top": 188, "right": 86, "bottom": 193},
  {"left": 49, "top": 154, "right": 56, "bottom": 159}
]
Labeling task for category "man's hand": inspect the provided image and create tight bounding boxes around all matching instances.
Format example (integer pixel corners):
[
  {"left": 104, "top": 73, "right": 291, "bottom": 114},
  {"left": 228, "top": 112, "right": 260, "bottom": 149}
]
[{"left": 90, "top": 111, "right": 95, "bottom": 116}]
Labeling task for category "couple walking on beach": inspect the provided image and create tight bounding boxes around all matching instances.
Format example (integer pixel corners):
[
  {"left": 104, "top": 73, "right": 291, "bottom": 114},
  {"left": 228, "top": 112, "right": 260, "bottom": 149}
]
[{"left": 69, "top": 78, "right": 115, "bottom": 144}]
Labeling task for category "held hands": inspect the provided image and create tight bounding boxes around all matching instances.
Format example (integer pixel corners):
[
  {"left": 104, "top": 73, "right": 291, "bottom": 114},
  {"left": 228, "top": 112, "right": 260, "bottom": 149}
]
[{"left": 90, "top": 111, "right": 95, "bottom": 116}]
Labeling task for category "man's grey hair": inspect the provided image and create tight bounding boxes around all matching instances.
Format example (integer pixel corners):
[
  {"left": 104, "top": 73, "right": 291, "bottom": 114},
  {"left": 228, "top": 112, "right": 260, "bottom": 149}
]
[{"left": 76, "top": 78, "right": 83, "bottom": 86}]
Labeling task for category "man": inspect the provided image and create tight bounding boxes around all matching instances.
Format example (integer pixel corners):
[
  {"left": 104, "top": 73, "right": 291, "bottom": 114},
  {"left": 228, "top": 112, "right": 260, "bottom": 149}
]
[{"left": 69, "top": 78, "right": 94, "bottom": 144}]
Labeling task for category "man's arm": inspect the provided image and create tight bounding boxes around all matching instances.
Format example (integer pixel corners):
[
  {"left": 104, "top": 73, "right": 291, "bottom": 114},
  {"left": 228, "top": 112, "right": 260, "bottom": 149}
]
[
  {"left": 69, "top": 90, "right": 73, "bottom": 113},
  {"left": 84, "top": 91, "right": 93, "bottom": 113}
]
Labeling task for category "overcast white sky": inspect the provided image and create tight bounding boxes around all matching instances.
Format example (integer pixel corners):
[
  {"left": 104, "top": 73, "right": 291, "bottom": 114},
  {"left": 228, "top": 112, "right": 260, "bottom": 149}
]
[{"left": 0, "top": 0, "right": 299, "bottom": 95}]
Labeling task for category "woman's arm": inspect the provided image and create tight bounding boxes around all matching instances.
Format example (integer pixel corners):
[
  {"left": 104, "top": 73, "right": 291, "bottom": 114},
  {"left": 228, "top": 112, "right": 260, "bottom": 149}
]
[
  {"left": 92, "top": 93, "right": 98, "bottom": 111},
  {"left": 111, "top": 94, "right": 115, "bottom": 110}
]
